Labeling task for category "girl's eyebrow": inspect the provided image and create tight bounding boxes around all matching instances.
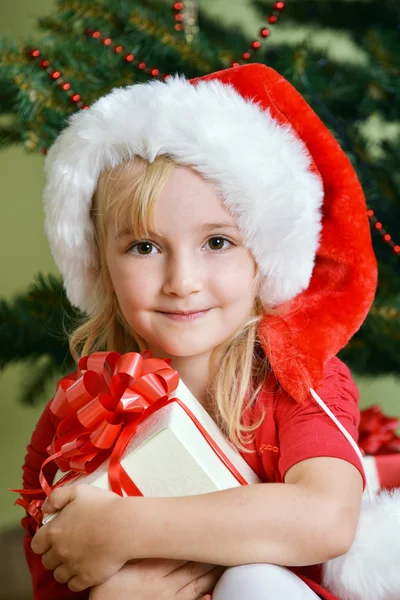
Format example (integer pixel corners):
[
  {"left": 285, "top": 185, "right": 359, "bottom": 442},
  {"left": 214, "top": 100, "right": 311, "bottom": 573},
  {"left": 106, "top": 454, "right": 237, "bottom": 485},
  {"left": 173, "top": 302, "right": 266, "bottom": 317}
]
[
  {"left": 200, "top": 221, "right": 238, "bottom": 232},
  {"left": 115, "top": 221, "right": 237, "bottom": 240}
]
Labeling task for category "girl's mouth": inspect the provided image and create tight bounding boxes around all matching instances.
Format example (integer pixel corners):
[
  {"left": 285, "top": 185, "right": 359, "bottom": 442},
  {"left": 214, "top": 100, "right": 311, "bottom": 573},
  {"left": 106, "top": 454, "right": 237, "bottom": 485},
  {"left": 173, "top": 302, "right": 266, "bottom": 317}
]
[{"left": 158, "top": 309, "right": 211, "bottom": 322}]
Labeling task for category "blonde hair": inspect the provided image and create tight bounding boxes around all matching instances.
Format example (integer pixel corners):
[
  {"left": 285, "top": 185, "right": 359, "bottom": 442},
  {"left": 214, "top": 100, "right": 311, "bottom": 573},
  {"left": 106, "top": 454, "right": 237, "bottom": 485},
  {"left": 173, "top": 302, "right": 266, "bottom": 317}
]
[{"left": 69, "top": 156, "right": 276, "bottom": 452}]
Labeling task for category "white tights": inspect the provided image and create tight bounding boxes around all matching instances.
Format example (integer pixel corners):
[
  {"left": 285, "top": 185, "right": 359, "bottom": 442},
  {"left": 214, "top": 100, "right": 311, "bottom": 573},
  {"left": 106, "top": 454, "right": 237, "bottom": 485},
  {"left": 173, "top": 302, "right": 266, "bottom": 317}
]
[{"left": 212, "top": 564, "right": 321, "bottom": 600}]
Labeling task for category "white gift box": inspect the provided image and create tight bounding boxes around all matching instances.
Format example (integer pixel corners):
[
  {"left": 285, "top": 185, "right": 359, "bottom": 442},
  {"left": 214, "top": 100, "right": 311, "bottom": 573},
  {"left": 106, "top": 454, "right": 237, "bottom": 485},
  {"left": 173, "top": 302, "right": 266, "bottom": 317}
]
[{"left": 43, "top": 380, "right": 260, "bottom": 523}]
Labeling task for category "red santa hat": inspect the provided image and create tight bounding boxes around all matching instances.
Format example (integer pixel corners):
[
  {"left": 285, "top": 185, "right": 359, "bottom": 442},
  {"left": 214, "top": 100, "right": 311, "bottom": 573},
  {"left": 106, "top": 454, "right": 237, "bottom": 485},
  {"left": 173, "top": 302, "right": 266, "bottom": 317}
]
[{"left": 43, "top": 63, "right": 400, "bottom": 600}]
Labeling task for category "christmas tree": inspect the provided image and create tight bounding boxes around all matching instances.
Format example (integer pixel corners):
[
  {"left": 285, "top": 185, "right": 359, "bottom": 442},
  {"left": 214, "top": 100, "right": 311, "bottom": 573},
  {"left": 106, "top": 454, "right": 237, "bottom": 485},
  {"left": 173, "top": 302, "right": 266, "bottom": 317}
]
[{"left": 0, "top": 0, "right": 399, "bottom": 404}]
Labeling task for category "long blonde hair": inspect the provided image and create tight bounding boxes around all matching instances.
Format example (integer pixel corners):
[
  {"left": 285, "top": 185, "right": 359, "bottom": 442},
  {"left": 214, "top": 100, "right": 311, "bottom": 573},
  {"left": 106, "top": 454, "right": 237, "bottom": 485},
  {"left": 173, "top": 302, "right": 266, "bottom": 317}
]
[{"left": 69, "top": 156, "right": 274, "bottom": 452}]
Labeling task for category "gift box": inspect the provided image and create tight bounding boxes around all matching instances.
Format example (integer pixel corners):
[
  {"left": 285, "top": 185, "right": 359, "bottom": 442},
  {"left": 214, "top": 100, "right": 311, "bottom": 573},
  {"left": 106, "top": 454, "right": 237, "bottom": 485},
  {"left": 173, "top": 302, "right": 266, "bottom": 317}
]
[
  {"left": 359, "top": 404, "right": 400, "bottom": 494},
  {"left": 36, "top": 350, "right": 260, "bottom": 524},
  {"left": 51, "top": 379, "right": 260, "bottom": 495}
]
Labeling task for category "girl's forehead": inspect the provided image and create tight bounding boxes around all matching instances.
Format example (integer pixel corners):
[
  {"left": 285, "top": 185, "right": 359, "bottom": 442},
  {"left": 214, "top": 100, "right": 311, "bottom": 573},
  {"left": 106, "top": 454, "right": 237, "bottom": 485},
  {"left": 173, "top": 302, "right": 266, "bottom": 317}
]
[
  {"left": 154, "top": 166, "right": 234, "bottom": 218},
  {"left": 105, "top": 159, "right": 239, "bottom": 236}
]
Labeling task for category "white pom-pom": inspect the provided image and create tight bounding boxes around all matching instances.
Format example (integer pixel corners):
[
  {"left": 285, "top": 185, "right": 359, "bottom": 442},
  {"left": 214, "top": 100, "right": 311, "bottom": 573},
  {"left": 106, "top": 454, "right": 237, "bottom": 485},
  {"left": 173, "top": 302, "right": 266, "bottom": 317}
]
[{"left": 323, "top": 489, "right": 400, "bottom": 600}]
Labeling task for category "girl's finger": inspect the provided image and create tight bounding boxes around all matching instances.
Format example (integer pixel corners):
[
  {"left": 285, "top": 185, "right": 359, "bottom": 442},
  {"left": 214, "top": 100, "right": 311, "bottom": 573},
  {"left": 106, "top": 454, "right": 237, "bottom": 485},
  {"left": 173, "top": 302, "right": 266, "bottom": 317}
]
[
  {"left": 42, "top": 487, "right": 75, "bottom": 513},
  {"left": 158, "top": 558, "right": 190, "bottom": 574},
  {"left": 53, "top": 564, "right": 72, "bottom": 585},
  {"left": 181, "top": 565, "right": 225, "bottom": 599},
  {"left": 170, "top": 560, "right": 217, "bottom": 589},
  {"left": 42, "top": 549, "right": 62, "bottom": 571},
  {"left": 138, "top": 557, "right": 189, "bottom": 575}
]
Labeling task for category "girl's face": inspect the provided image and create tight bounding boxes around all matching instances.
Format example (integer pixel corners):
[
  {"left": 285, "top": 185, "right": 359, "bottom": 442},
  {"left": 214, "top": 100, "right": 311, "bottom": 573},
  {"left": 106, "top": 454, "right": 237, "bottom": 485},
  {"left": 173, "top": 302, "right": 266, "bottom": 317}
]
[{"left": 106, "top": 164, "right": 257, "bottom": 359}]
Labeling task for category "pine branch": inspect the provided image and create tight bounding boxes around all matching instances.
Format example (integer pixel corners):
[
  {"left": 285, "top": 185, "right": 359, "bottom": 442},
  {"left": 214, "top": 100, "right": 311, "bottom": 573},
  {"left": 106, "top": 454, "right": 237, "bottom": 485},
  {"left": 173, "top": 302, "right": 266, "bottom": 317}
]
[{"left": 0, "top": 274, "right": 79, "bottom": 372}]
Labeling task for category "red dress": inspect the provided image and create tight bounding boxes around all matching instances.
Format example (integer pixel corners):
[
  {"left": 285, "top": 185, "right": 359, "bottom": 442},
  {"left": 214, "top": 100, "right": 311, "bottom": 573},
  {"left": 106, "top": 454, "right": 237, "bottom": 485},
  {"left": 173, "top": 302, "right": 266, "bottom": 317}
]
[{"left": 20, "top": 356, "right": 364, "bottom": 600}]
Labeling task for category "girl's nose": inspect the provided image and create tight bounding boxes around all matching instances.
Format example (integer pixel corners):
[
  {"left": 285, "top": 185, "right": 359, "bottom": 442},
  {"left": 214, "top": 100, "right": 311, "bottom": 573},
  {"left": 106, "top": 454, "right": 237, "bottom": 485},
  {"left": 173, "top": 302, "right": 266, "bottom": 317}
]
[{"left": 162, "top": 251, "right": 203, "bottom": 298}]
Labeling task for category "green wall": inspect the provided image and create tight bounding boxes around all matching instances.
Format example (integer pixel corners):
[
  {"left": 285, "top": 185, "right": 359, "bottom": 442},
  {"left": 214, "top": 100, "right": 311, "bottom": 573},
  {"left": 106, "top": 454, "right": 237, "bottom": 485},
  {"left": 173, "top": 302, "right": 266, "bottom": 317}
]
[{"left": 1, "top": 0, "right": 399, "bottom": 531}]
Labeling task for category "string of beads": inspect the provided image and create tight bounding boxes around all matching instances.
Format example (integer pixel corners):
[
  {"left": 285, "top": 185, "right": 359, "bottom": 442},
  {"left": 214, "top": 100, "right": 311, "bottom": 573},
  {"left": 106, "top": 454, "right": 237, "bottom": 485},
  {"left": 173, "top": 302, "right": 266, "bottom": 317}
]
[{"left": 232, "top": 1, "right": 286, "bottom": 67}]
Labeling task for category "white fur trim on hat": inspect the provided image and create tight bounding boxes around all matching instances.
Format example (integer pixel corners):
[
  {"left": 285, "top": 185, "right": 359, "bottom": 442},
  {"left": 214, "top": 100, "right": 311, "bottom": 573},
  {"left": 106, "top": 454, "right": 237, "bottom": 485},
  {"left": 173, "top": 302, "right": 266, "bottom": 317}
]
[{"left": 43, "top": 75, "right": 324, "bottom": 314}]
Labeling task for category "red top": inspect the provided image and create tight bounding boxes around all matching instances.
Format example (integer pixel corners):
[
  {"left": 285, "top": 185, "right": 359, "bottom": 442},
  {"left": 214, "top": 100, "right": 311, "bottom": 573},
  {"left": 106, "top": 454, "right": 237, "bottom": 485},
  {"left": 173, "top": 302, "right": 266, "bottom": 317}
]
[{"left": 20, "top": 356, "right": 363, "bottom": 600}]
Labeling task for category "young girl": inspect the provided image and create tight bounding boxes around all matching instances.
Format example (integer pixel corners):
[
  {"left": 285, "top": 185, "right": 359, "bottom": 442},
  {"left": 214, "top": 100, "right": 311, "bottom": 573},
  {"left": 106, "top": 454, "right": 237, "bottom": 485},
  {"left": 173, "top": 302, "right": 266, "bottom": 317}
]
[{"left": 20, "top": 63, "right": 378, "bottom": 600}]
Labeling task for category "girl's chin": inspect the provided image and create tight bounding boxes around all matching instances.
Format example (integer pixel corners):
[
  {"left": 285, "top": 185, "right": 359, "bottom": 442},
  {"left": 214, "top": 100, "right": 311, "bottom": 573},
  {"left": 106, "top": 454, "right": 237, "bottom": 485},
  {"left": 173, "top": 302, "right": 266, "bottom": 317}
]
[
  {"left": 147, "top": 340, "right": 214, "bottom": 359},
  {"left": 158, "top": 346, "right": 209, "bottom": 358}
]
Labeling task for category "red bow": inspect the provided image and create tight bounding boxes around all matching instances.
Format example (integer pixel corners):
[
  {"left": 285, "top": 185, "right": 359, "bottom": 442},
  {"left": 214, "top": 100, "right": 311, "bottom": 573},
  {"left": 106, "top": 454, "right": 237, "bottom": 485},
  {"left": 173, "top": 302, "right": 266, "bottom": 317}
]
[
  {"left": 13, "top": 351, "right": 179, "bottom": 522},
  {"left": 358, "top": 405, "right": 400, "bottom": 455}
]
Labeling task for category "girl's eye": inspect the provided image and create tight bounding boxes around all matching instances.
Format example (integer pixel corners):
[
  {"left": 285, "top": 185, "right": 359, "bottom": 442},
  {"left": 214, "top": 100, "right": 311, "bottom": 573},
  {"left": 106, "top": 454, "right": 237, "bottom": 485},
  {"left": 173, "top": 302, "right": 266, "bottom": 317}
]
[
  {"left": 206, "top": 237, "right": 233, "bottom": 251},
  {"left": 128, "top": 241, "right": 158, "bottom": 256}
]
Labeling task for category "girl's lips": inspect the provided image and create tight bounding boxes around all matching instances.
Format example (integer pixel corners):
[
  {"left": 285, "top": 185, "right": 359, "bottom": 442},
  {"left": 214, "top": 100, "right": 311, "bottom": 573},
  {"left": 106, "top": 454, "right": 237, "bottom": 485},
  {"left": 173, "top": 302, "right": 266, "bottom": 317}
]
[{"left": 158, "top": 309, "right": 211, "bottom": 322}]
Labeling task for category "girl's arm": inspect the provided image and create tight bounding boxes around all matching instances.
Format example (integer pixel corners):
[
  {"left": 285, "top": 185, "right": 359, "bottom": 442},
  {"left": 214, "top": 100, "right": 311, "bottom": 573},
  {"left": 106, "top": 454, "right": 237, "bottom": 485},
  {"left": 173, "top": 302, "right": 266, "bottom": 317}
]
[{"left": 126, "top": 455, "right": 363, "bottom": 567}]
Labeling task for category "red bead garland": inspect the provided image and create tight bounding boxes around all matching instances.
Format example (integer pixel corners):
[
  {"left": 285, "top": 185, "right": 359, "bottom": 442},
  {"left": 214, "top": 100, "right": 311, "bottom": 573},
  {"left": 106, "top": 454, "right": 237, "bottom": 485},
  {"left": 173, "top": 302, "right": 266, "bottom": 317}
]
[
  {"left": 234, "top": 1, "right": 285, "bottom": 65},
  {"left": 26, "top": 47, "right": 87, "bottom": 111},
  {"left": 84, "top": 28, "right": 164, "bottom": 79},
  {"left": 173, "top": 1, "right": 184, "bottom": 31},
  {"left": 367, "top": 210, "right": 400, "bottom": 255}
]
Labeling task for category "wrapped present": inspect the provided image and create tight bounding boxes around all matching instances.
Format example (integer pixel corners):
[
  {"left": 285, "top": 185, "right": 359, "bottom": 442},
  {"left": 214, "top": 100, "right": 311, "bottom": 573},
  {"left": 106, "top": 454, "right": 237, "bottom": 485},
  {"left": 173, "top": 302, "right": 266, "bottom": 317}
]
[
  {"left": 14, "top": 350, "right": 260, "bottom": 525},
  {"left": 359, "top": 404, "right": 400, "bottom": 494}
]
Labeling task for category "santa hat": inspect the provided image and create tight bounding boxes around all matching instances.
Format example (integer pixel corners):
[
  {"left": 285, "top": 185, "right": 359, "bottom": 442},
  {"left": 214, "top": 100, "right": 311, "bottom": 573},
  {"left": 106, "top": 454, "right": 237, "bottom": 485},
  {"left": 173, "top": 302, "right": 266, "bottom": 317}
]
[
  {"left": 43, "top": 63, "right": 376, "bottom": 405},
  {"left": 44, "top": 64, "right": 398, "bottom": 600}
]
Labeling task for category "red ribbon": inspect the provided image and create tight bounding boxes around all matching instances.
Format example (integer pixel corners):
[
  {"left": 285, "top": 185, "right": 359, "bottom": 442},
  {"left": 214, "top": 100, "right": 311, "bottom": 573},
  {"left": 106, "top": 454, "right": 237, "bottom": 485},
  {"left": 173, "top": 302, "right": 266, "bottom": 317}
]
[
  {"left": 358, "top": 404, "right": 400, "bottom": 455},
  {"left": 12, "top": 350, "right": 249, "bottom": 525}
]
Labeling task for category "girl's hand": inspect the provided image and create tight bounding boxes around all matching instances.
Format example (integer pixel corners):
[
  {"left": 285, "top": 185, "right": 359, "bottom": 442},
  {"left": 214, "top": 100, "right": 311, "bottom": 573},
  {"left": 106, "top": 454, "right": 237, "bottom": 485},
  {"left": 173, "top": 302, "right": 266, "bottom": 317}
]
[
  {"left": 89, "top": 558, "right": 225, "bottom": 599},
  {"left": 31, "top": 485, "right": 133, "bottom": 592}
]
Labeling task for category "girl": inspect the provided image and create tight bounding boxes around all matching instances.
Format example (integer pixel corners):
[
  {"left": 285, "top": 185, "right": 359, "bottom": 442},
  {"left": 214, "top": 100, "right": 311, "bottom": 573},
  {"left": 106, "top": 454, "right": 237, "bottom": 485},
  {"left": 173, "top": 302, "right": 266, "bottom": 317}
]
[{"left": 21, "top": 63, "right": 378, "bottom": 600}]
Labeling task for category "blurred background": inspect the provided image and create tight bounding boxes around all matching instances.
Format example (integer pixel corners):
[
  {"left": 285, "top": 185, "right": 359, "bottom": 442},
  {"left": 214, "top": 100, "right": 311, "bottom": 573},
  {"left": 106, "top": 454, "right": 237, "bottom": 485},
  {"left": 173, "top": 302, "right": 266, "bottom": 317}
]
[{"left": 1, "top": 0, "right": 399, "bottom": 598}]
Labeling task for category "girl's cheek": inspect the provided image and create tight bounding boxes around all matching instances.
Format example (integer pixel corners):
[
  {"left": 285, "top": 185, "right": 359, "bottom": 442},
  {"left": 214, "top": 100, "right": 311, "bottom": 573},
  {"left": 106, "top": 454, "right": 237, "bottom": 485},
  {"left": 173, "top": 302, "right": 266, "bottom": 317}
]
[
  {"left": 120, "top": 267, "right": 162, "bottom": 301},
  {"left": 214, "top": 258, "right": 254, "bottom": 288}
]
